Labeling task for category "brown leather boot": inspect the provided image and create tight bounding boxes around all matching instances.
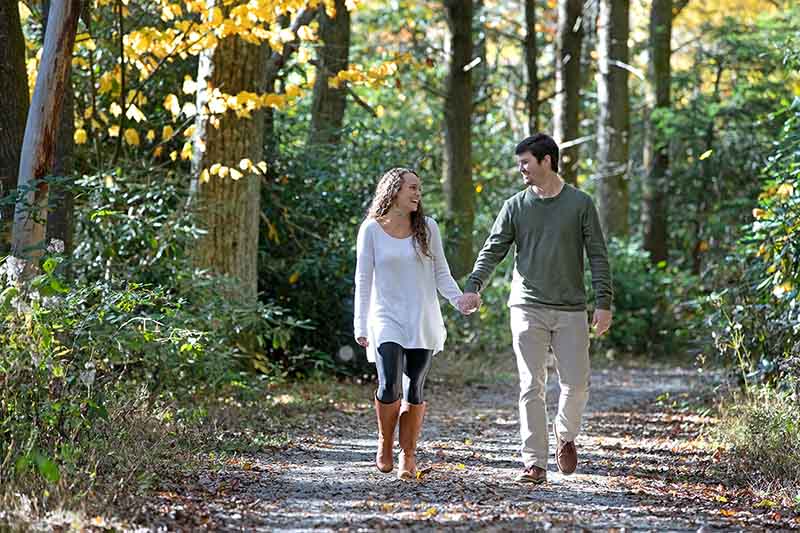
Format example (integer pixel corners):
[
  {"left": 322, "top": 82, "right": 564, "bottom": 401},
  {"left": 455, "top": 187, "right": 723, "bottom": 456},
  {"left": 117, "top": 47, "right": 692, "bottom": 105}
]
[
  {"left": 397, "top": 401, "right": 426, "bottom": 480},
  {"left": 374, "top": 397, "right": 401, "bottom": 473}
]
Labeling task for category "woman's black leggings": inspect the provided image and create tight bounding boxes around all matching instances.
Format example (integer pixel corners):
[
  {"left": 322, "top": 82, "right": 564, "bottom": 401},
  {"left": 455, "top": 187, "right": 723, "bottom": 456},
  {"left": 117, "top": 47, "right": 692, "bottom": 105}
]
[{"left": 375, "top": 342, "right": 433, "bottom": 405}]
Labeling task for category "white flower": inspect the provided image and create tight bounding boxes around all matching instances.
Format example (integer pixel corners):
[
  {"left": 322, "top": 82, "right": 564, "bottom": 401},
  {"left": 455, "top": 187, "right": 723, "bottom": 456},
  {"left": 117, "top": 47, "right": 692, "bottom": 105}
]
[
  {"left": 1, "top": 256, "right": 25, "bottom": 284},
  {"left": 80, "top": 361, "right": 96, "bottom": 388},
  {"left": 47, "top": 239, "right": 65, "bottom": 254}
]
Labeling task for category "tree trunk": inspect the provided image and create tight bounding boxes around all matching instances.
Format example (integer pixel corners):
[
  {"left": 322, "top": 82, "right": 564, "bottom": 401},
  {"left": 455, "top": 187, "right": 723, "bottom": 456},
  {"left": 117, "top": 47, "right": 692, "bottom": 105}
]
[
  {"left": 553, "top": 0, "right": 583, "bottom": 185},
  {"left": 524, "top": 0, "right": 539, "bottom": 134},
  {"left": 0, "top": 1, "right": 30, "bottom": 255},
  {"left": 443, "top": 0, "right": 474, "bottom": 279},
  {"left": 190, "top": 5, "right": 266, "bottom": 303},
  {"left": 12, "top": 0, "right": 80, "bottom": 267},
  {"left": 642, "top": 0, "right": 671, "bottom": 263},
  {"left": 43, "top": 0, "right": 76, "bottom": 256},
  {"left": 309, "top": 0, "right": 350, "bottom": 146},
  {"left": 595, "top": 0, "right": 630, "bottom": 238}
]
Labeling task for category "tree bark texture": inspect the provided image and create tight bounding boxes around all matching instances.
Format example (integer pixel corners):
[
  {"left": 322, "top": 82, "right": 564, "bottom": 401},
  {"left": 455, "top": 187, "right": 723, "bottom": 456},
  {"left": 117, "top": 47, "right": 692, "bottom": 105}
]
[
  {"left": 12, "top": 0, "right": 80, "bottom": 263},
  {"left": 553, "top": 0, "right": 583, "bottom": 185},
  {"left": 443, "top": 0, "right": 474, "bottom": 279},
  {"left": 0, "top": 1, "right": 30, "bottom": 254},
  {"left": 596, "top": 0, "right": 630, "bottom": 238},
  {"left": 191, "top": 4, "right": 265, "bottom": 303},
  {"left": 524, "top": 0, "right": 539, "bottom": 134},
  {"left": 309, "top": 0, "right": 350, "bottom": 146},
  {"left": 642, "top": 0, "right": 671, "bottom": 263},
  {"left": 43, "top": 0, "right": 76, "bottom": 256}
]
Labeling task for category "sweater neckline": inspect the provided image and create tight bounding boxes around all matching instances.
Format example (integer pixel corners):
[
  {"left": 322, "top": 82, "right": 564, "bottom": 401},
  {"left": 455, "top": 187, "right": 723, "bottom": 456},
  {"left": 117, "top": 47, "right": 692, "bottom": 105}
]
[{"left": 375, "top": 221, "right": 413, "bottom": 240}]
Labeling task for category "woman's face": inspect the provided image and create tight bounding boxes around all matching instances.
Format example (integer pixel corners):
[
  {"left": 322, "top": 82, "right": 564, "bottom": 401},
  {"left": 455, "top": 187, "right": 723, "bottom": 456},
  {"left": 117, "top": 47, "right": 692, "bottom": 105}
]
[{"left": 393, "top": 172, "right": 421, "bottom": 214}]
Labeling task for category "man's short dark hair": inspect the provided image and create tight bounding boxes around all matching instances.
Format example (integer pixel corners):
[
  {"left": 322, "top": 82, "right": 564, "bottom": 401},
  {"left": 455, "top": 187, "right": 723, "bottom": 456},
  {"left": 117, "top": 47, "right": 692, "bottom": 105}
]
[{"left": 515, "top": 134, "right": 559, "bottom": 172}]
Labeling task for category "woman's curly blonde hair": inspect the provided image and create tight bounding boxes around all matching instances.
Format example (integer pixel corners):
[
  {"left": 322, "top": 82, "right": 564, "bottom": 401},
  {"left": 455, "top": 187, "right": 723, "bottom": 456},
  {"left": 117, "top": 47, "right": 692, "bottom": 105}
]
[{"left": 367, "top": 167, "right": 431, "bottom": 258}]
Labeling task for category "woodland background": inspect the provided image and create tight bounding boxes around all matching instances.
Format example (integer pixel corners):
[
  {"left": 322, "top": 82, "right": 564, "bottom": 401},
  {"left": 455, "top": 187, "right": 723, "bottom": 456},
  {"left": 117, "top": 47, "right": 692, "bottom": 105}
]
[{"left": 0, "top": 0, "right": 798, "bottom": 520}]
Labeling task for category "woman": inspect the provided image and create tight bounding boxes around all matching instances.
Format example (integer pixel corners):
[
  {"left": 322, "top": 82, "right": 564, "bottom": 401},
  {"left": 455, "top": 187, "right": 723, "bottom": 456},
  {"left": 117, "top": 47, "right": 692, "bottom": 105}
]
[{"left": 354, "top": 167, "right": 476, "bottom": 480}]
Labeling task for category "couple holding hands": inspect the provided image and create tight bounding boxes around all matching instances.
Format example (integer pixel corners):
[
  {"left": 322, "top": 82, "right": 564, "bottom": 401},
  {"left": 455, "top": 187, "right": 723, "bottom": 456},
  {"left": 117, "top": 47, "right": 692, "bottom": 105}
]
[{"left": 353, "top": 133, "right": 613, "bottom": 484}]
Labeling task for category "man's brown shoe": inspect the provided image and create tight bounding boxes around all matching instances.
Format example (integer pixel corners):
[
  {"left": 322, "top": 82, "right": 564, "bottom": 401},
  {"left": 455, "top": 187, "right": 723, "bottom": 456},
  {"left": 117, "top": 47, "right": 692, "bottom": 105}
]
[
  {"left": 515, "top": 465, "right": 547, "bottom": 484},
  {"left": 553, "top": 425, "right": 577, "bottom": 474}
]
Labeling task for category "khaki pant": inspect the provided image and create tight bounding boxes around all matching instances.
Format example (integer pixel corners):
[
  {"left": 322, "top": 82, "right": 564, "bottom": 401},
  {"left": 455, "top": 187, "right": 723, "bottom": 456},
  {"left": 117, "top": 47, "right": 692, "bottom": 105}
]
[{"left": 510, "top": 305, "right": 590, "bottom": 469}]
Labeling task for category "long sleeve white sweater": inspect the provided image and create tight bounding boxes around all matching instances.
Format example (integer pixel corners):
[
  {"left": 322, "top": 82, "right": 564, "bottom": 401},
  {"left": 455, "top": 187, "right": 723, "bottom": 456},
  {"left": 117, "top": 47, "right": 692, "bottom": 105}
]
[{"left": 354, "top": 216, "right": 462, "bottom": 363}]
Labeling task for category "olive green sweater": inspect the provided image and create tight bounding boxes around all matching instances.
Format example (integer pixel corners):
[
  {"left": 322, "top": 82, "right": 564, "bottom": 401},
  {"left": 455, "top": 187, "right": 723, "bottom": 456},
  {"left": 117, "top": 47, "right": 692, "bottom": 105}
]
[{"left": 464, "top": 184, "right": 613, "bottom": 311}]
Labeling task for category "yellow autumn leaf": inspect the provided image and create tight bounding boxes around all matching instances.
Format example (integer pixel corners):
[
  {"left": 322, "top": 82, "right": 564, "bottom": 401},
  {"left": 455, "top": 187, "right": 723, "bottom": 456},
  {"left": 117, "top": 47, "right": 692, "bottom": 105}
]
[
  {"left": 297, "top": 25, "right": 316, "bottom": 41},
  {"left": 288, "top": 271, "right": 300, "bottom": 284},
  {"left": 777, "top": 182, "right": 794, "bottom": 199},
  {"left": 162, "top": 125, "right": 175, "bottom": 140},
  {"left": 229, "top": 168, "right": 243, "bottom": 180},
  {"left": 182, "top": 78, "right": 197, "bottom": 95},
  {"left": 184, "top": 125, "right": 196, "bottom": 138},
  {"left": 752, "top": 208, "right": 767, "bottom": 220},
  {"left": 199, "top": 168, "right": 210, "bottom": 183},
  {"left": 423, "top": 507, "right": 438, "bottom": 518},
  {"left": 475, "top": 184, "right": 483, "bottom": 193},
  {"left": 164, "top": 94, "right": 181, "bottom": 117},
  {"left": 108, "top": 125, "right": 120, "bottom": 137},
  {"left": 153, "top": 146, "right": 163, "bottom": 158},
  {"left": 125, "top": 104, "right": 146, "bottom": 123},
  {"left": 210, "top": 163, "right": 222, "bottom": 175},
  {"left": 74, "top": 128, "right": 88, "bottom": 145},
  {"left": 109, "top": 102, "right": 123, "bottom": 117},
  {"left": 181, "top": 102, "right": 197, "bottom": 117},
  {"left": 146, "top": 129, "right": 156, "bottom": 142},
  {"left": 180, "top": 141, "right": 192, "bottom": 160},
  {"left": 256, "top": 161, "right": 268, "bottom": 173},
  {"left": 699, "top": 149, "right": 713, "bottom": 160},
  {"left": 123, "top": 128, "right": 140, "bottom": 146},
  {"left": 169, "top": 150, "right": 178, "bottom": 161}
]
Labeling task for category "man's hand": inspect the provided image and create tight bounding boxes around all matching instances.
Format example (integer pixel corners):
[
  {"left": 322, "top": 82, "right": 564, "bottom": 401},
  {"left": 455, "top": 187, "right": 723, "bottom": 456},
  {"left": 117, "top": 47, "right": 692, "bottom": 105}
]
[
  {"left": 458, "top": 292, "right": 481, "bottom": 315},
  {"left": 357, "top": 336, "right": 369, "bottom": 347},
  {"left": 592, "top": 309, "right": 612, "bottom": 336}
]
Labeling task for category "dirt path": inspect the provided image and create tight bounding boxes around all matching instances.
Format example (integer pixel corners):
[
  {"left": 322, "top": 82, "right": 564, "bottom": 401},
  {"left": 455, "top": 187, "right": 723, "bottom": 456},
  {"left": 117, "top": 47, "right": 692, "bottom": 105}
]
[{"left": 140, "top": 364, "right": 799, "bottom": 531}]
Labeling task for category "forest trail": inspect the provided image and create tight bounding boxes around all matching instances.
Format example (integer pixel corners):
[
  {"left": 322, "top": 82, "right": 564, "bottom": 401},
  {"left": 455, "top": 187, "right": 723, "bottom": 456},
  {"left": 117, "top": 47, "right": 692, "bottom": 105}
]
[{"left": 138, "top": 363, "right": 797, "bottom": 531}]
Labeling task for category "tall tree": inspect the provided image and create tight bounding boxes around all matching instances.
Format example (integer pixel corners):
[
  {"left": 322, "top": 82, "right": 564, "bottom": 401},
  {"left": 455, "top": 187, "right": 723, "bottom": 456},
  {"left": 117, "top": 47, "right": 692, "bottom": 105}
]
[
  {"left": 443, "top": 0, "right": 474, "bottom": 278},
  {"left": 191, "top": 8, "right": 314, "bottom": 302},
  {"left": 12, "top": 0, "right": 80, "bottom": 267},
  {"left": 524, "top": 0, "right": 539, "bottom": 134},
  {"left": 596, "top": 0, "right": 630, "bottom": 237},
  {"left": 43, "top": 0, "right": 77, "bottom": 256},
  {"left": 553, "top": 0, "right": 583, "bottom": 185},
  {"left": 191, "top": 6, "right": 266, "bottom": 303},
  {"left": 309, "top": 0, "right": 350, "bottom": 146},
  {"left": 641, "top": 0, "right": 672, "bottom": 263},
  {"left": 0, "top": 1, "right": 30, "bottom": 254}
]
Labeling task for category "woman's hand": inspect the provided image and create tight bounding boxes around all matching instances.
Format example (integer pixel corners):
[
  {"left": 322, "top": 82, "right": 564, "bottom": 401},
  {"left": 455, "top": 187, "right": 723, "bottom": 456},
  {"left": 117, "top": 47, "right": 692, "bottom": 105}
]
[{"left": 357, "top": 337, "right": 369, "bottom": 347}]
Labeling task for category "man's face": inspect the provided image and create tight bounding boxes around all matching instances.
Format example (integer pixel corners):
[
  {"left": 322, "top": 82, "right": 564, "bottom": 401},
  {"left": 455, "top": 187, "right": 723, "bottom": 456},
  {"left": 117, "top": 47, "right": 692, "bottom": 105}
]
[
  {"left": 393, "top": 172, "right": 422, "bottom": 213},
  {"left": 516, "top": 151, "right": 547, "bottom": 186}
]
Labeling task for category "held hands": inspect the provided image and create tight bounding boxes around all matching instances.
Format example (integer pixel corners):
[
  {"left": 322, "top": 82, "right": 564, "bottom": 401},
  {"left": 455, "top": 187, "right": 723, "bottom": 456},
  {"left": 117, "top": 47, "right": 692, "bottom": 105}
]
[
  {"left": 592, "top": 309, "right": 612, "bottom": 336},
  {"left": 357, "top": 336, "right": 369, "bottom": 347},
  {"left": 457, "top": 292, "right": 481, "bottom": 315}
]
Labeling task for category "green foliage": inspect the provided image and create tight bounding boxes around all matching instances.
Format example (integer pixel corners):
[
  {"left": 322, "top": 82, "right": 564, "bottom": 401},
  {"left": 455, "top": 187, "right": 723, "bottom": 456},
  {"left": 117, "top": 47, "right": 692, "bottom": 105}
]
[
  {"left": 714, "top": 387, "right": 800, "bottom": 494},
  {"left": 586, "top": 238, "right": 704, "bottom": 357},
  {"left": 706, "top": 96, "right": 800, "bottom": 392}
]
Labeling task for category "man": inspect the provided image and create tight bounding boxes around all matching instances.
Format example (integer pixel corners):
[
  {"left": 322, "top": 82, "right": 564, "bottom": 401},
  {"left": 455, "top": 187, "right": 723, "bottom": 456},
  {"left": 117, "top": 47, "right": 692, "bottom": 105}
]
[{"left": 458, "top": 133, "right": 612, "bottom": 484}]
